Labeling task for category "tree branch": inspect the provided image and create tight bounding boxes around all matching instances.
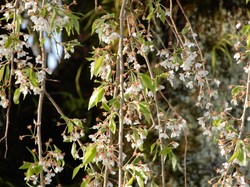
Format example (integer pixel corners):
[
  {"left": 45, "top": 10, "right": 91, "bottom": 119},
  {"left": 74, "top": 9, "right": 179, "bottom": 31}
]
[{"left": 118, "top": 0, "right": 127, "bottom": 186}]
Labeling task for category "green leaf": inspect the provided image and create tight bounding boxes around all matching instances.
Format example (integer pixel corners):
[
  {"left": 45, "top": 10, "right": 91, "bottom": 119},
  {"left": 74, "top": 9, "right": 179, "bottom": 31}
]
[
  {"left": 170, "top": 152, "right": 177, "bottom": 171},
  {"left": 136, "top": 175, "right": 144, "bottom": 187},
  {"left": 135, "top": 170, "right": 145, "bottom": 187},
  {"left": 80, "top": 177, "right": 91, "bottom": 187},
  {"left": 211, "top": 48, "right": 216, "bottom": 71},
  {"left": 140, "top": 73, "right": 156, "bottom": 92},
  {"left": 62, "top": 117, "right": 74, "bottom": 133},
  {"left": 26, "top": 166, "right": 34, "bottom": 180},
  {"left": 19, "top": 162, "right": 32, "bottom": 169},
  {"left": 126, "top": 177, "right": 134, "bottom": 186},
  {"left": 71, "top": 142, "right": 77, "bottom": 159},
  {"left": 102, "top": 100, "right": 110, "bottom": 112},
  {"left": 15, "top": 13, "right": 21, "bottom": 33},
  {"left": 150, "top": 142, "right": 157, "bottom": 154},
  {"left": 83, "top": 145, "right": 97, "bottom": 166},
  {"left": 247, "top": 0, "right": 250, "bottom": 4},
  {"left": 72, "top": 165, "right": 82, "bottom": 179},
  {"left": 4, "top": 37, "right": 12, "bottom": 48},
  {"left": 109, "top": 116, "right": 116, "bottom": 134},
  {"left": 72, "top": 118, "right": 83, "bottom": 127},
  {"left": 228, "top": 141, "right": 247, "bottom": 166},
  {"left": 88, "top": 86, "right": 105, "bottom": 110},
  {"left": 91, "top": 56, "right": 104, "bottom": 78},
  {"left": 160, "top": 147, "right": 172, "bottom": 162},
  {"left": 33, "top": 165, "right": 43, "bottom": 174},
  {"left": 159, "top": 8, "right": 166, "bottom": 24},
  {"left": 247, "top": 34, "right": 250, "bottom": 48},
  {"left": 231, "top": 86, "right": 244, "bottom": 97},
  {"left": 181, "top": 24, "right": 190, "bottom": 35},
  {"left": 29, "top": 69, "right": 39, "bottom": 87},
  {"left": 138, "top": 102, "right": 151, "bottom": 123},
  {"left": 0, "top": 65, "right": 5, "bottom": 82},
  {"left": 13, "top": 88, "right": 21, "bottom": 104}
]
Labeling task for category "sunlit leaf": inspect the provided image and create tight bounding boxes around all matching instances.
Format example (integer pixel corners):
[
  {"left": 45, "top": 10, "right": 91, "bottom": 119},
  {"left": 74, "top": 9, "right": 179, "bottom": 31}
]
[
  {"left": 109, "top": 115, "right": 116, "bottom": 134},
  {"left": 72, "top": 164, "right": 82, "bottom": 179},
  {"left": 19, "top": 162, "right": 32, "bottom": 169},
  {"left": 80, "top": 177, "right": 91, "bottom": 187},
  {"left": 83, "top": 145, "right": 97, "bottom": 166},
  {"left": 126, "top": 177, "right": 135, "bottom": 186},
  {"left": 91, "top": 56, "right": 104, "bottom": 78},
  {"left": 88, "top": 86, "right": 105, "bottom": 110}
]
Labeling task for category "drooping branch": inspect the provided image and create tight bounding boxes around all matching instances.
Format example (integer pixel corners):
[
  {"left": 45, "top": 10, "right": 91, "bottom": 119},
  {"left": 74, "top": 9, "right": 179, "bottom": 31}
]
[{"left": 118, "top": 0, "right": 127, "bottom": 186}]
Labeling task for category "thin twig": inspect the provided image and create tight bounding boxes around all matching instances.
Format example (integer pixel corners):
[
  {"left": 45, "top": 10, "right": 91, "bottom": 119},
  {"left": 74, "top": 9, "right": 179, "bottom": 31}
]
[
  {"left": 118, "top": 0, "right": 127, "bottom": 186},
  {"left": 169, "top": 0, "right": 184, "bottom": 46},
  {"left": 143, "top": 54, "right": 166, "bottom": 187},
  {"left": 239, "top": 63, "right": 250, "bottom": 139},
  {"left": 45, "top": 91, "right": 64, "bottom": 117},
  {"left": 0, "top": 0, "right": 19, "bottom": 159}
]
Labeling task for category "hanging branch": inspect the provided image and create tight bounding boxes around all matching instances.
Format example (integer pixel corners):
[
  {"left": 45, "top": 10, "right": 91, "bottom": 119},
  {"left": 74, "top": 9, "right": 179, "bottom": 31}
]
[
  {"left": 0, "top": 0, "right": 19, "bottom": 159},
  {"left": 118, "top": 0, "right": 127, "bottom": 186},
  {"left": 36, "top": 1, "right": 46, "bottom": 186}
]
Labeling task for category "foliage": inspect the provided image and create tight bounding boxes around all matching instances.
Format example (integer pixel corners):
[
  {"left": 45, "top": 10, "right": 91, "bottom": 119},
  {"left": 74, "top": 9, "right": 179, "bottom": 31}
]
[{"left": 0, "top": 0, "right": 250, "bottom": 187}]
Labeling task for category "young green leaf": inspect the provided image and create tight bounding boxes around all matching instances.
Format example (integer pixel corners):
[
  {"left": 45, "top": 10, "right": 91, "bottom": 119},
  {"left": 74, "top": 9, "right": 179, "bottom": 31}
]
[
  {"left": 82, "top": 145, "right": 97, "bottom": 166},
  {"left": 0, "top": 65, "right": 5, "bottom": 82},
  {"left": 19, "top": 162, "right": 32, "bottom": 169},
  {"left": 72, "top": 164, "right": 82, "bottom": 179},
  {"left": 140, "top": 73, "right": 156, "bottom": 92},
  {"left": 72, "top": 118, "right": 83, "bottom": 127},
  {"left": 138, "top": 102, "right": 151, "bottom": 123},
  {"left": 71, "top": 142, "right": 77, "bottom": 159},
  {"left": 29, "top": 69, "right": 39, "bottom": 87},
  {"left": 88, "top": 86, "right": 105, "bottom": 110},
  {"left": 80, "top": 177, "right": 91, "bottom": 187},
  {"left": 109, "top": 116, "right": 116, "bottom": 134},
  {"left": 13, "top": 88, "right": 21, "bottom": 104},
  {"left": 91, "top": 56, "right": 104, "bottom": 78}
]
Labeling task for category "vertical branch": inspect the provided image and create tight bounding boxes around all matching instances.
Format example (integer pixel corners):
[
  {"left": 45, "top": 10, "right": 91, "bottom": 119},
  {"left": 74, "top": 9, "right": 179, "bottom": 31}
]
[
  {"left": 143, "top": 55, "right": 166, "bottom": 187},
  {"left": 118, "top": 0, "right": 127, "bottom": 186},
  {"left": 36, "top": 1, "right": 46, "bottom": 186},
  {"left": 239, "top": 62, "right": 250, "bottom": 139}
]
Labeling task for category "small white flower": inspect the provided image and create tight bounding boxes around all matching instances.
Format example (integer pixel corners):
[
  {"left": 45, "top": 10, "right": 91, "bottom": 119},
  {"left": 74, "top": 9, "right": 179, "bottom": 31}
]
[
  {"left": 233, "top": 52, "right": 241, "bottom": 61},
  {"left": 184, "top": 39, "right": 195, "bottom": 48},
  {"left": 55, "top": 166, "right": 63, "bottom": 173},
  {"left": 186, "top": 81, "right": 193, "bottom": 89},
  {"left": 197, "top": 70, "right": 209, "bottom": 77},
  {"left": 159, "top": 132, "right": 168, "bottom": 139},
  {"left": 236, "top": 22, "right": 241, "bottom": 29}
]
